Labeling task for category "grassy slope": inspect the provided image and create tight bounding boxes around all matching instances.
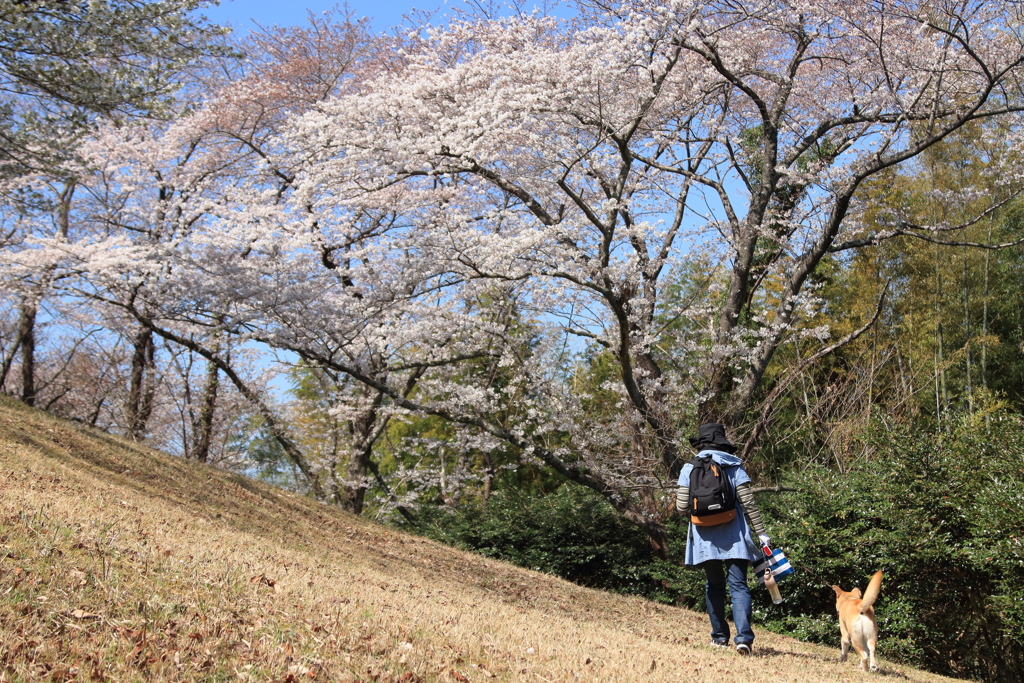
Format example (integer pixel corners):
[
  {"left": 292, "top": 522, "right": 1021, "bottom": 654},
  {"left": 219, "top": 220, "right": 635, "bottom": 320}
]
[{"left": 0, "top": 396, "right": 956, "bottom": 683}]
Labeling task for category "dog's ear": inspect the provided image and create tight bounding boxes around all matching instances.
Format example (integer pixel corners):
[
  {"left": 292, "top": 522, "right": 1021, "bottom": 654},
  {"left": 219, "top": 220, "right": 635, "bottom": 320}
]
[
  {"left": 850, "top": 587, "right": 862, "bottom": 598},
  {"left": 831, "top": 585, "right": 843, "bottom": 596}
]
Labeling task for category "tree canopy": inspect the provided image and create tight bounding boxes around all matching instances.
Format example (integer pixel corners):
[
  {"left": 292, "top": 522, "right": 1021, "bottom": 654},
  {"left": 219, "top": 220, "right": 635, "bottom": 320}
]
[
  {"left": 9, "top": 0, "right": 1016, "bottom": 555},
  {"left": 0, "top": 0, "right": 227, "bottom": 176}
]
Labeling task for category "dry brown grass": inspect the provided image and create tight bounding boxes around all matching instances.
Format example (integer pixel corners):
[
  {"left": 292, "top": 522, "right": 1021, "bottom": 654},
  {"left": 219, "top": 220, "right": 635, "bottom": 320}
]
[{"left": 0, "top": 396, "right": 957, "bottom": 682}]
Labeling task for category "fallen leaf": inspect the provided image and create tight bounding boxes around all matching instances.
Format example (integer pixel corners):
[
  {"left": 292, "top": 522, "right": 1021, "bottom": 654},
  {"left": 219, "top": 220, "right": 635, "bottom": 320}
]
[
  {"left": 250, "top": 574, "right": 277, "bottom": 589},
  {"left": 70, "top": 609, "right": 100, "bottom": 619},
  {"left": 287, "top": 664, "right": 312, "bottom": 678},
  {"left": 49, "top": 666, "right": 74, "bottom": 682}
]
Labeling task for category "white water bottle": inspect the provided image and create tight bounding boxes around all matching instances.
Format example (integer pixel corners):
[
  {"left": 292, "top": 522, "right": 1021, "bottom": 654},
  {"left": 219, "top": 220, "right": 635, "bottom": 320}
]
[
  {"left": 765, "top": 573, "right": 783, "bottom": 604},
  {"left": 761, "top": 544, "right": 783, "bottom": 604}
]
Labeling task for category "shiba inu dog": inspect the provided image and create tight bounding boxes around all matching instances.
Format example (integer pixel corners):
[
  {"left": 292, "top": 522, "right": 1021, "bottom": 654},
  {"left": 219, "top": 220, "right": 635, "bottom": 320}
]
[{"left": 832, "top": 571, "right": 883, "bottom": 672}]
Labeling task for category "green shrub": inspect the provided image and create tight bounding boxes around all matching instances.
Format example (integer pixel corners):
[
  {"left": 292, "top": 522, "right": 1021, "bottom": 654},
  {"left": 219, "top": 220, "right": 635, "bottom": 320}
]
[
  {"left": 417, "top": 483, "right": 702, "bottom": 604},
  {"left": 757, "top": 414, "right": 1024, "bottom": 682},
  {"left": 412, "top": 414, "right": 1024, "bottom": 683}
]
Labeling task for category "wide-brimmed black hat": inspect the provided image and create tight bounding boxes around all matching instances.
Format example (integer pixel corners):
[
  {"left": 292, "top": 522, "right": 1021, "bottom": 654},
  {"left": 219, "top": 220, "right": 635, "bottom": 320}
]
[{"left": 688, "top": 422, "right": 737, "bottom": 453}]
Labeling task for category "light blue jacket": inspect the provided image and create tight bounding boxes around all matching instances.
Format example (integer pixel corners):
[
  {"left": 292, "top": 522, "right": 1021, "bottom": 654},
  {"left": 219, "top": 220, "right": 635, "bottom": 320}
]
[{"left": 678, "top": 450, "right": 761, "bottom": 567}]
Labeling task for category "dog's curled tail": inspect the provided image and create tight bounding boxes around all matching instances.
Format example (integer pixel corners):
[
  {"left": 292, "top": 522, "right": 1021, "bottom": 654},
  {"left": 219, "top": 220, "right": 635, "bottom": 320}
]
[{"left": 860, "top": 571, "right": 883, "bottom": 613}]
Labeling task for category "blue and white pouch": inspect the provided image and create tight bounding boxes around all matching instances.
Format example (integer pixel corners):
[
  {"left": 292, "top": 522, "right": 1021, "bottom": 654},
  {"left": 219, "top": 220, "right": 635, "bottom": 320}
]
[{"left": 752, "top": 548, "right": 794, "bottom": 585}]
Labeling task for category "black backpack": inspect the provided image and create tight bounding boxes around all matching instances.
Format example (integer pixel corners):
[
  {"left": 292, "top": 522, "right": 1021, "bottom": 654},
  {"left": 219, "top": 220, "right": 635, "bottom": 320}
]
[{"left": 688, "top": 455, "right": 737, "bottom": 526}]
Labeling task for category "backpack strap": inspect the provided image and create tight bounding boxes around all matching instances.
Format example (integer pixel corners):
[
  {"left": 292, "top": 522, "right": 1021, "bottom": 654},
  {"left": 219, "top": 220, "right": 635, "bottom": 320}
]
[{"left": 675, "top": 455, "right": 708, "bottom": 516}]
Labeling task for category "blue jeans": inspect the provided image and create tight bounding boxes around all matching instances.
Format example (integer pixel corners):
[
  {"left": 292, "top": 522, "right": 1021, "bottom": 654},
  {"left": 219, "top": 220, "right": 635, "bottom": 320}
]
[{"left": 702, "top": 559, "right": 754, "bottom": 645}]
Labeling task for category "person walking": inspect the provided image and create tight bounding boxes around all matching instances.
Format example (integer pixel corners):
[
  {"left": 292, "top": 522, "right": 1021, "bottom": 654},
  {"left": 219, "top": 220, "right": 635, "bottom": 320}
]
[{"left": 676, "top": 423, "right": 770, "bottom": 655}]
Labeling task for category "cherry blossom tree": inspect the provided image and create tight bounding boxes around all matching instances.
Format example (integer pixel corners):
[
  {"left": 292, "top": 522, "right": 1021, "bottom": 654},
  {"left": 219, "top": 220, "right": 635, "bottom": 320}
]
[
  {"left": 47, "top": 1, "right": 1024, "bottom": 550},
  {"left": 268, "top": 0, "right": 1024, "bottom": 547},
  {"left": 40, "top": 11, "right": 432, "bottom": 510},
  {"left": 0, "top": 0, "right": 228, "bottom": 178},
  {"left": 0, "top": 172, "right": 78, "bottom": 406}
]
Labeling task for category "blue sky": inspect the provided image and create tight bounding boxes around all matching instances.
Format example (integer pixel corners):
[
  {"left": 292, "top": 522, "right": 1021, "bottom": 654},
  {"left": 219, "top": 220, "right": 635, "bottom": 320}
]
[
  {"left": 200, "top": 0, "right": 434, "bottom": 32},
  {"left": 200, "top": 1, "right": 572, "bottom": 33}
]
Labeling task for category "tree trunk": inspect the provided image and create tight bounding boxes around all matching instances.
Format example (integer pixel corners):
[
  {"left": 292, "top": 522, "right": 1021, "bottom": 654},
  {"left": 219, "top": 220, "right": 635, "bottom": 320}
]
[
  {"left": 187, "top": 357, "right": 219, "bottom": 462},
  {"left": 126, "top": 325, "right": 157, "bottom": 440},
  {"left": 481, "top": 450, "right": 494, "bottom": 509},
  {"left": 341, "top": 389, "right": 385, "bottom": 515},
  {"left": 18, "top": 298, "right": 37, "bottom": 407},
  {"left": 962, "top": 245, "right": 973, "bottom": 412},
  {"left": 1, "top": 302, "right": 28, "bottom": 392},
  {"left": 344, "top": 446, "right": 371, "bottom": 515},
  {"left": 643, "top": 521, "right": 672, "bottom": 561}
]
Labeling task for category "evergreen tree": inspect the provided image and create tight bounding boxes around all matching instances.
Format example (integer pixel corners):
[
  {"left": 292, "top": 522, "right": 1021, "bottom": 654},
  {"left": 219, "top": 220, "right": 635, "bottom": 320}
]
[{"left": 0, "top": 0, "right": 228, "bottom": 177}]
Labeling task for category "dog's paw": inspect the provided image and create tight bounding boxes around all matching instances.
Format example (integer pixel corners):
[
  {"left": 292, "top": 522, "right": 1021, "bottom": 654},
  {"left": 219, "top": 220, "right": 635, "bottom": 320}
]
[{"left": 870, "top": 664, "right": 879, "bottom": 673}]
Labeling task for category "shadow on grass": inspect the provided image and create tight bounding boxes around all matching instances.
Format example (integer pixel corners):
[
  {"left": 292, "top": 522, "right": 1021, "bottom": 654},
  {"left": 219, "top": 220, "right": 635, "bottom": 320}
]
[{"left": 752, "top": 645, "right": 911, "bottom": 678}]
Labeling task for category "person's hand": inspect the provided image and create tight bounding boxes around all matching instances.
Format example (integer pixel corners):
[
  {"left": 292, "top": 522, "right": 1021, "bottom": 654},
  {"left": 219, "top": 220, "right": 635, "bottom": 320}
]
[{"left": 758, "top": 534, "right": 771, "bottom": 548}]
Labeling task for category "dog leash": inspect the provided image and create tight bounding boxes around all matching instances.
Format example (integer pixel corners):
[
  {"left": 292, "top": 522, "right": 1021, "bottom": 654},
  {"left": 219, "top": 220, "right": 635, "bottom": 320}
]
[{"left": 792, "top": 557, "right": 832, "bottom": 590}]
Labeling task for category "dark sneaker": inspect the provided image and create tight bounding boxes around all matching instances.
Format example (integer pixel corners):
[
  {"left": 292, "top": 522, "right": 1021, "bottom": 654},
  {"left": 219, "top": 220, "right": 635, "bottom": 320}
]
[
  {"left": 711, "top": 640, "right": 728, "bottom": 648},
  {"left": 735, "top": 643, "right": 751, "bottom": 655}
]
